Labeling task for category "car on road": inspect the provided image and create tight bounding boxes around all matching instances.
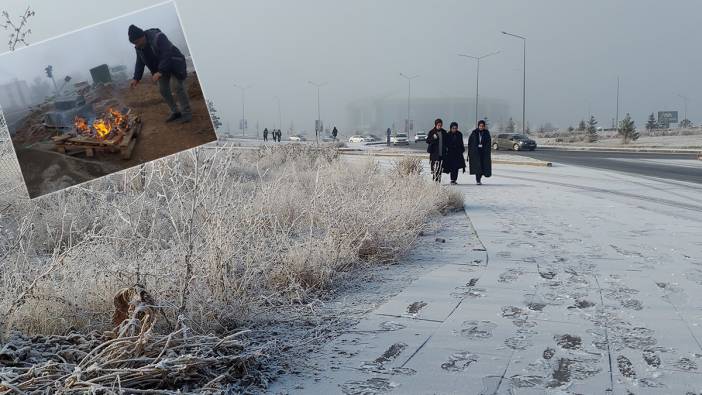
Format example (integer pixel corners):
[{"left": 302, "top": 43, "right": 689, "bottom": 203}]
[
  {"left": 390, "top": 133, "right": 410, "bottom": 145},
  {"left": 289, "top": 134, "right": 306, "bottom": 142},
  {"left": 493, "top": 133, "right": 537, "bottom": 151},
  {"left": 348, "top": 135, "right": 365, "bottom": 143},
  {"left": 363, "top": 135, "right": 380, "bottom": 143},
  {"left": 414, "top": 132, "right": 427, "bottom": 143}
]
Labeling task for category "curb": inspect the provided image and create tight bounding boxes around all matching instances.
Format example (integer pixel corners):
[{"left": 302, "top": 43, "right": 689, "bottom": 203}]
[
  {"left": 493, "top": 159, "right": 552, "bottom": 167},
  {"left": 340, "top": 151, "right": 552, "bottom": 167},
  {"left": 538, "top": 145, "right": 702, "bottom": 154}
]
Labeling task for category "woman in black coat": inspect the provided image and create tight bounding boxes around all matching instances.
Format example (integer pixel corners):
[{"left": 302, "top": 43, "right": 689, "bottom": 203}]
[
  {"left": 426, "top": 118, "right": 446, "bottom": 182},
  {"left": 467, "top": 120, "right": 492, "bottom": 185},
  {"left": 442, "top": 122, "right": 466, "bottom": 184}
]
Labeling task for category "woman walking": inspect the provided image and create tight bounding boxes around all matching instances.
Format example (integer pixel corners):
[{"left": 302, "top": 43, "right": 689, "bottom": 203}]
[
  {"left": 467, "top": 120, "right": 492, "bottom": 185},
  {"left": 426, "top": 118, "right": 446, "bottom": 182},
  {"left": 442, "top": 122, "right": 466, "bottom": 184}
]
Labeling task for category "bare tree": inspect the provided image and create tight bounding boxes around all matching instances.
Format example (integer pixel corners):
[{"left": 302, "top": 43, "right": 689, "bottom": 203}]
[{"left": 1, "top": 6, "right": 36, "bottom": 51}]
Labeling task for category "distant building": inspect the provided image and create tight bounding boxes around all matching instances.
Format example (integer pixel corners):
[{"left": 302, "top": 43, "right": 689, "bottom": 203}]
[
  {"left": 347, "top": 96, "right": 510, "bottom": 134},
  {"left": 0, "top": 79, "right": 31, "bottom": 109}
]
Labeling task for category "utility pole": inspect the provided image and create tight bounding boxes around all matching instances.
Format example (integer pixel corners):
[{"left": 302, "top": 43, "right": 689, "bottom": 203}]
[
  {"left": 273, "top": 96, "right": 282, "bottom": 133},
  {"left": 615, "top": 76, "right": 620, "bottom": 133},
  {"left": 233, "top": 83, "right": 252, "bottom": 136},
  {"left": 399, "top": 73, "right": 419, "bottom": 139},
  {"left": 458, "top": 51, "right": 499, "bottom": 128},
  {"left": 502, "top": 31, "right": 527, "bottom": 134},
  {"left": 676, "top": 93, "right": 689, "bottom": 125},
  {"left": 308, "top": 81, "right": 327, "bottom": 145}
]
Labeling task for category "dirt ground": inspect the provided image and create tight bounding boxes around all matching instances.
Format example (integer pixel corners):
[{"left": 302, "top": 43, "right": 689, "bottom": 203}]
[{"left": 11, "top": 72, "right": 217, "bottom": 198}]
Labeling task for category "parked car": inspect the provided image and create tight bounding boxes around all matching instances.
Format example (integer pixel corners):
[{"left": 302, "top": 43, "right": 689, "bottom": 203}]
[
  {"left": 348, "top": 135, "right": 365, "bottom": 143},
  {"left": 390, "top": 133, "right": 409, "bottom": 145},
  {"left": 414, "top": 132, "right": 427, "bottom": 143},
  {"left": 492, "top": 133, "right": 537, "bottom": 151},
  {"left": 289, "top": 134, "right": 306, "bottom": 142}
]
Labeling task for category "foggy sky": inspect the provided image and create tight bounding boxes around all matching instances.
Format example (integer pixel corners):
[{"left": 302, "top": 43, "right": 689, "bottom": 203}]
[{"left": 1, "top": 0, "right": 700, "bottom": 133}]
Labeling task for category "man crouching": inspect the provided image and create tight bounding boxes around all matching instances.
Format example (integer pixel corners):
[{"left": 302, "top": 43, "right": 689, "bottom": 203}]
[{"left": 128, "top": 24, "right": 191, "bottom": 124}]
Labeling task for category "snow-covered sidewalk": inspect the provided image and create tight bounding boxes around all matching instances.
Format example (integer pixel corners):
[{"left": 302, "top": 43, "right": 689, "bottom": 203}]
[{"left": 272, "top": 161, "right": 702, "bottom": 394}]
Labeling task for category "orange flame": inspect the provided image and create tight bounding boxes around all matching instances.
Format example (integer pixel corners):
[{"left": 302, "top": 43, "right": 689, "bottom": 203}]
[
  {"left": 74, "top": 116, "right": 90, "bottom": 135},
  {"left": 92, "top": 118, "right": 112, "bottom": 139}
]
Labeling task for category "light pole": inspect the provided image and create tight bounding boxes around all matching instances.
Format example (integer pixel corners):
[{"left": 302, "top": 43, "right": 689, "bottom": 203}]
[
  {"left": 616, "top": 76, "right": 620, "bottom": 132},
  {"left": 502, "top": 31, "right": 527, "bottom": 134},
  {"left": 676, "top": 93, "right": 689, "bottom": 126},
  {"left": 399, "top": 72, "right": 419, "bottom": 139},
  {"left": 273, "top": 96, "right": 282, "bottom": 133},
  {"left": 458, "top": 51, "right": 499, "bottom": 128},
  {"left": 233, "top": 83, "right": 252, "bottom": 136},
  {"left": 308, "top": 80, "right": 327, "bottom": 145}
]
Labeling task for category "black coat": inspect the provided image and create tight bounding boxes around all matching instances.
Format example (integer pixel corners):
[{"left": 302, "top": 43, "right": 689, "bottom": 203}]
[
  {"left": 467, "top": 129, "right": 492, "bottom": 177},
  {"left": 133, "top": 28, "right": 187, "bottom": 81},
  {"left": 442, "top": 131, "right": 466, "bottom": 173},
  {"left": 426, "top": 128, "right": 447, "bottom": 161}
]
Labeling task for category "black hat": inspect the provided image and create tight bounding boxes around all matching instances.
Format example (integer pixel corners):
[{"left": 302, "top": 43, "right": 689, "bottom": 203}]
[
  {"left": 450, "top": 122, "right": 458, "bottom": 129},
  {"left": 128, "top": 24, "right": 145, "bottom": 43},
  {"left": 478, "top": 120, "right": 486, "bottom": 127}
]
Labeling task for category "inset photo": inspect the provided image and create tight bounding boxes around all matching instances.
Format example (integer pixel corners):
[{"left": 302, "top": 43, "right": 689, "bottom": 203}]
[{"left": 0, "top": 1, "right": 217, "bottom": 199}]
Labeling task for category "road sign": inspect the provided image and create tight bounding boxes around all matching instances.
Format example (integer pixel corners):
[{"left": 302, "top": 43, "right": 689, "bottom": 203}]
[{"left": 658, "top": 111, "right": 678, "bottom": 124}]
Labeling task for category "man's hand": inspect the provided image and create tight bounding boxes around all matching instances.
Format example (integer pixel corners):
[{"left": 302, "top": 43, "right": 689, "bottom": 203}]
[
  {"left": 151, "top": 72, "right": 162, "bottom": 82},
  {"left": 129, "top": 79, "right": 140, "bottom": 89}
]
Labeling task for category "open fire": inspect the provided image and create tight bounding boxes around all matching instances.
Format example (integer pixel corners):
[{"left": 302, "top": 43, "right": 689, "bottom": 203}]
[{"left": 74, "top": 108, "right": 130, "bottom": 141}]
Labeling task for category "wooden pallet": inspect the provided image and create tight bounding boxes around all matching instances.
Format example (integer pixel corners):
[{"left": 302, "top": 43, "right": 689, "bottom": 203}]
[{"left": 53, "top": 118, "right": 142, "bottom": 160}]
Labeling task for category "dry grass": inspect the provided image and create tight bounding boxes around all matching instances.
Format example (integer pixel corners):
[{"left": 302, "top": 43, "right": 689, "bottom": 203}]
[{"left": 0, "top": 141, "right": 461, "bottom": 391}]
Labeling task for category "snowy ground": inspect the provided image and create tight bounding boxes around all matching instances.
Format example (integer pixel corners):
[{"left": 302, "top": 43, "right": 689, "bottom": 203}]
[{"left": 271, "top": 160, "right": 702, "bottom": 394}]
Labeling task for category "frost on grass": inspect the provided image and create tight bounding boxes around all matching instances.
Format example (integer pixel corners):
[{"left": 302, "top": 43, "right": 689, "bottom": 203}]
[{"left": 0, "top": 144, "right": 457, "bottom": 392}]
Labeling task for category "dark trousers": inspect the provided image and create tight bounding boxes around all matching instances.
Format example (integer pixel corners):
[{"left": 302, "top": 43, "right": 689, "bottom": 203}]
[
  {"left": 158, "top": 73, "right": 191, "bottom": 115},
  {"left": 450, "top": 169, "right": 459, "bottom": 182},
  {"left": 430, "top": 160, "right": 442, "bottom": 182},
  {"left": 476, "top": 174, "right": 482, "bottom": 183}
]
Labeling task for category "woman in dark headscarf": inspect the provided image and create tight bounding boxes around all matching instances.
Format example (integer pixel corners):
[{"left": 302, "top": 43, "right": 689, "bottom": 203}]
[
  {"left": 467, "top": 120, "right": 492, "bottom": 185},
  {"left": 441, "top": 121, "right": 466, "bottom": 184},
  {"left": 426, "top": 118, "right": 446, "bottom": 182}
]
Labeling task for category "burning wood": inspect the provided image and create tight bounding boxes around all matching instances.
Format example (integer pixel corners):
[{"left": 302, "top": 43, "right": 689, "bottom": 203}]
[{"left": 73, "top": 107, "right": 130, "bottom": 142}]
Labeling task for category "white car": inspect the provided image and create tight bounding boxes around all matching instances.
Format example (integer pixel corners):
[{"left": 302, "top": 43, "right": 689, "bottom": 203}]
[
  {"left": 414, "top": 132, "right": 427, "bottom": 143},
  {"left": 348, "top": 135, "right": 365, "bottom": 143},
  {"left": 289, "top": 135, "right": 306, "bottom": 142},
  {"left": 363, "top": 135, "right": 379, "bottom": 142},
  {"left": 390, "top": 133, "right": 409, "bottom": 145}
]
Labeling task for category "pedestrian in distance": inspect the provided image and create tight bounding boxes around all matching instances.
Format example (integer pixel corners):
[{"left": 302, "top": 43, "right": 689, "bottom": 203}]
[
  {"left": 467, "top": 120, "right": 492, "bottom": 185},
  {"left": 426, "top": 118, "right": 447, "bottom": 183},
  {"left": 277, "top": 129, "right": 282, "bottom": 142},
  {"left": 442, "top": 122, "right": 466, "bottom": 184},
  {"left": 386, "top": 127, "right": 392, "bottom": 146},
  {"left": 263, "top": 128, "right": 269, "bottom": 141},
  {"left": 332, "top": 126, "right": 338, "bottom": 140},
  {"left": 128, "top": 24, "right": 192, "bottom": 124}
]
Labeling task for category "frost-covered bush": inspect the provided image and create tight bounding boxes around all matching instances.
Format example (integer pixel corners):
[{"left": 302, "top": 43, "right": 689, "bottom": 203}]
[{"left": 0, "top": 145, "right": 457, "bottom": 335}]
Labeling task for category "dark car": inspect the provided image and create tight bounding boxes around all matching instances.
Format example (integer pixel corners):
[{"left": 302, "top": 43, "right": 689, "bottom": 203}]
[{"left": 493, "top": 133, "right": 537, "bottom": 151}]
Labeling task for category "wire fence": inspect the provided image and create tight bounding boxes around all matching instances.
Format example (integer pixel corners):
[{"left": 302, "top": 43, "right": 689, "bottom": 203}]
[{"left": 0, "top": 111, "right": 24, "bottom": 194}]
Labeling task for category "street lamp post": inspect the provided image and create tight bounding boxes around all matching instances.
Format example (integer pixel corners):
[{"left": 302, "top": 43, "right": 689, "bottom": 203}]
[
  {"left": 502, "top": 31, "right": 527, "bottom": 134},
  {"left": 308, "top": 81, "right": 327, "bottom": 145},
  {"left": 677, "top": 93, "right": 689, "bottom": 126},
  {"left": 399, "top": 72, "right": 419, "bottom": 139},
  {"left": 273, "top": 96, "right": 282, "bottom": 133},
  {"left": 458, "top": 51, "right": 499, "bottom": 128},
  {"left": 233, "top": 83, "right": 252, "bottom": 136}
]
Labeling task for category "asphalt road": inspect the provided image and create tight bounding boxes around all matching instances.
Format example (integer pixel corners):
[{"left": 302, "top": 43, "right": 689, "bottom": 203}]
[{"left": 406, "top": 142, "right": 702, "bottom": 184}]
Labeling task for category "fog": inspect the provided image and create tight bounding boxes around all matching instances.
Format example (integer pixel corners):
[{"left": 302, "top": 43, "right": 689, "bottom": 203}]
[{"left": 1, "top": 0, "right": 700, "bottom": 133}]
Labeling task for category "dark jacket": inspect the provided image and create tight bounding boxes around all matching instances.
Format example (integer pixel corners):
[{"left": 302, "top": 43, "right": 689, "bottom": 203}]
[
  {"left": 426, "top": 127, "right": 447, "bottom": 161},
  {"left": 442, "top": 131, "right": 466, "bottom": 173},
  {"left": 467, "top": 128, "right": 492, "bottom": 177},
  {"left": 133, "top": 28, "right": 187, "bottom": 81}
]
